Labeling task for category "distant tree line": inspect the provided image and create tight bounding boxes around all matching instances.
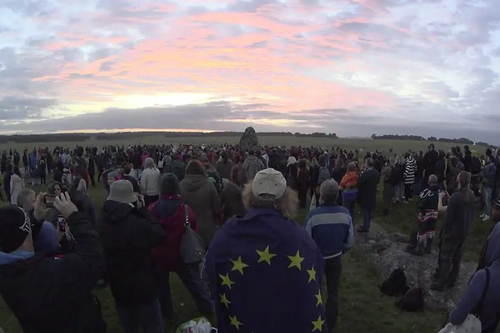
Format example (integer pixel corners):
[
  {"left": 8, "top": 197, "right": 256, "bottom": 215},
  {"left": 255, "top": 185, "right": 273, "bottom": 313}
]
[
  {"left": 371, "top": 134, "right": 494, "bottom": 148},
  {"left": 0, "top": 131, "right": 493, "bottom": 147}
]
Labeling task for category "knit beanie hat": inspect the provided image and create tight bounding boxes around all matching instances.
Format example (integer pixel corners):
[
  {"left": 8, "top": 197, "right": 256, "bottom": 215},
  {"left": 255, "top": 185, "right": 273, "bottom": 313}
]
[
  {"left": 0, "top": 207, "right": 32, "bottom": 253},
  {"left": 160, "top": 173, "right": 180, "bottom": 195}
]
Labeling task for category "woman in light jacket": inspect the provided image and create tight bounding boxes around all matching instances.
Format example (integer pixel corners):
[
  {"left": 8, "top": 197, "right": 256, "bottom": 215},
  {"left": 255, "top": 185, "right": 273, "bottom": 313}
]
[
  {"left": 10, "top": 166, "right": 24, "bottom": 206},
  {"left": 140, "top": 157, "right": 161, "bottom": 207}
]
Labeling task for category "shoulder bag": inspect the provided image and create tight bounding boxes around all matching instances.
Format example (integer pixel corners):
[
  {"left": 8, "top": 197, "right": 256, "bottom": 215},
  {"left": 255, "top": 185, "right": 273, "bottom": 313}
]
[{"left": 179, "top": 204, "right": 206, "bottom": 265}]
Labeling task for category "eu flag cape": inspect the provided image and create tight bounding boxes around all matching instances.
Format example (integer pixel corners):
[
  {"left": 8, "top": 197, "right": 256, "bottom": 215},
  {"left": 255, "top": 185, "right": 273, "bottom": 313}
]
[{"left": 205, "top": 209, "right": 326, "bottom": 333}]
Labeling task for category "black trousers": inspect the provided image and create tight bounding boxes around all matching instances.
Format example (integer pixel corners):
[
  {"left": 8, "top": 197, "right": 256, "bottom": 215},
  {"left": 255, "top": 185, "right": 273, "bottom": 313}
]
[
  {"left": 404, "top": 183, "right": 413, "bottom": 201},
  {"left": 325, "top": 256, "right": 342, "bottom": 333},
  {"left": 436, "top": 238, "right": 465, "bottom": 287},
  {"left": 40, "top": 173, "right": 46, "bottom": 185},
  {"left": 144, "top": 195, "right": 159, "bottom": 208},
  {"left": 297, "top": 190, "right": 307, "bottom": 209}
]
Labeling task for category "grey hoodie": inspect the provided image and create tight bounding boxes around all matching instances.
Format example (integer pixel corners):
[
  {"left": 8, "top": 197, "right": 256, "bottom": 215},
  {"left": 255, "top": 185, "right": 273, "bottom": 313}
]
[{"left": 242, "top": 155, "right": 265, "bottom": 180}]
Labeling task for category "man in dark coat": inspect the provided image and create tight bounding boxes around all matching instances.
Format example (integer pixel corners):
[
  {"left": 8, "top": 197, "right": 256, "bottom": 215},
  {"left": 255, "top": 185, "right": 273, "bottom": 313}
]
[
  {"left": 356, "top": 158, "right": 380, "bottom": 233},
  {"left": 99, "top": 180, "right": 166, "bottom": 333},
  {"left": 424, "top": 144, "right": 438, "bottom": 181},
  {"left": 0, "top": 193, "right": 106, "bottom": 333}
]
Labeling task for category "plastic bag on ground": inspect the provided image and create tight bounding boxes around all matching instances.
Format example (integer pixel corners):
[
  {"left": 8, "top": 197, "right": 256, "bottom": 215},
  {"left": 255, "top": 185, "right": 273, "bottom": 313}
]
[
  {"left": 438, "top": 314, "right": 482, "bottom": 333},
  {"left": 175, "top": 316, "right": 217, "bottom": 333}
]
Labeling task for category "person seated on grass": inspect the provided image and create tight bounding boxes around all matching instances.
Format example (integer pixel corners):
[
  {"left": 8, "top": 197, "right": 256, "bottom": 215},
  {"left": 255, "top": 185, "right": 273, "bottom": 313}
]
[
  {"left": 205, "top": 168, "right": 326, "bottom": 333},
  {"left": 0, "top": 193, "right": 106, "bottom": 333},
  {"left": 305, "top": 179, "right": 354, "bottom": 332},
  {"left": 448, "top": 199, "right": 500, "bottom": 333}
]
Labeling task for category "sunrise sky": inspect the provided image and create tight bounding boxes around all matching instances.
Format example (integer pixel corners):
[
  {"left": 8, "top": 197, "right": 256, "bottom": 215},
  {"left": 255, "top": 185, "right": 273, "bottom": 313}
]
[{"left": 1, "top": 0, "right": 500, "bottom": 142}]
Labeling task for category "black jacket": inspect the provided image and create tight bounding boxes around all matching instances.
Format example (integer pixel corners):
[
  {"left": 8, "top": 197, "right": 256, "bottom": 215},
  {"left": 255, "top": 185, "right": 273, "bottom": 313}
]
[
  {"left": 99, "top": 201, "right": 166, "bottom": 305},
  {"left": 0, "top": 213, "right": 106, "bottom": 333},
  {"left": 424, "top": 150, "right": 438, "bottom": 176},
  {"left": 121, "top": 175, "right": 140, "bottom": 193},
  {"left": 357, "top": 168, "right": 380, "bottom": 210}
]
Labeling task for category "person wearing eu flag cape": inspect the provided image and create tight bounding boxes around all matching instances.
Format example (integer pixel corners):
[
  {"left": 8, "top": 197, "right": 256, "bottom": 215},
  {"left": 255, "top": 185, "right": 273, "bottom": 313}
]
[{"left": 205, "top": 168, "right": 327, "bottom": 333}]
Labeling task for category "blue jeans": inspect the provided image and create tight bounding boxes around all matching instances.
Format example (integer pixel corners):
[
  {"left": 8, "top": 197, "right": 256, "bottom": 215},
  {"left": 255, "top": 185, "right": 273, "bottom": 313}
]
[
  {"left": 361, "top": 208, "right": 372, "bottom": 231},
  {"left": 158, "top": 264, "right": 214, "bottom": 318},
  {"left": 342, "top": 193, "right": 356, "bottom": 225},
  {"left": 115, "top": 299, "right": 163, "bottom": 333},
  {"left": 484, "top": 187, "right": 493, "bottom": 216}
]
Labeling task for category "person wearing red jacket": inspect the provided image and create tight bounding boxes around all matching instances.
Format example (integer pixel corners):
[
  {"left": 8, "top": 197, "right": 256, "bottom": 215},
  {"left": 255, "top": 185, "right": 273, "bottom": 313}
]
[{"left": 149, "top": 173, "right": 214, "bottom": 323}]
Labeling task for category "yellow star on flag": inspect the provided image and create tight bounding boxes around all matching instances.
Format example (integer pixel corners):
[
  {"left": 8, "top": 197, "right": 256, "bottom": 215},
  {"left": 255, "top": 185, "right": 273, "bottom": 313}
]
[
  {"left": 312, "top": 315, "right": 325, "bottom": 332},
  {"left": 256, "top": 246, "right": 276, "bottom": 265},
  {"left": 219, "top": 293, "right": 230, "bottom": 308},
  {"left": 219, "top": 273, "right": 235, "bottom": 289},
  {"left": 230, "top": 256, "right": 249, "bottom": 275},
  {"left": 229, "top": 315, "right": 243, "bottom": 330},
  {"left": 287, "top": 250, "right": 305, "bottom": 270},
  {"left": 315, "top": 290, "right": 323, "bottom": 306},
  {"left": 307, "top": 267, "right": 316, "bottom": 282}
]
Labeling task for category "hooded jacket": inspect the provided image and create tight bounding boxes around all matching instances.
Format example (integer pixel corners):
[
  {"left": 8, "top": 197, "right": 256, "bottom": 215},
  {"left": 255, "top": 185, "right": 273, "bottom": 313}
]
[
  {"left": 450, "top": 222, "right": 500, "bottom": 331},
  {"left": 0, "top": 213, "right": 106, "bottom": 333},
  {"left": 179, "top": 174, "right": 221, "bottom": 246},
  {"left": 242, "top": 155, "right": 265, "bottom": 181},
  {"left": 98, "top": 201, "right": 166, "bottom": 305}
]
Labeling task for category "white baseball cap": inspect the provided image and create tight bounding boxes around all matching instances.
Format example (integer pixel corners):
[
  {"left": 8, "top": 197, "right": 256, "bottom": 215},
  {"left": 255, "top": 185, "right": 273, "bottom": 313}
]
[{"left": 252, "top": 168, "right": 286, "bottom": 200}]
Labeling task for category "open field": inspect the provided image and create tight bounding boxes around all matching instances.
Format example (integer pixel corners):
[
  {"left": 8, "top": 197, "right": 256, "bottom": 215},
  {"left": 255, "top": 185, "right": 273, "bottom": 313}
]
[
  {"left": 0, "top": 136, "right": 496, "bottom": 333},
  {"left": 2, "top": 135, "right": 490, "bottom": 154}
]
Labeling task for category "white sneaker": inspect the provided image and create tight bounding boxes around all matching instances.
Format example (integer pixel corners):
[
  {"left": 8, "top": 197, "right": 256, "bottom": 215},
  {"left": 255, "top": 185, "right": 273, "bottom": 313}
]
[
  {"left": 479, "top": 213, "right": 485, "bottom": 218},
  {"left": 482, "top": 215, "right": 490, "bottom": 222}
]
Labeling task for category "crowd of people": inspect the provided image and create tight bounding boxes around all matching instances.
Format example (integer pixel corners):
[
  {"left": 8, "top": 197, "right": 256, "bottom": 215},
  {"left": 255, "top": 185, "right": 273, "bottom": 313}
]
[{"left": 0, "top": 142, "right": 499, "bottom": 333}]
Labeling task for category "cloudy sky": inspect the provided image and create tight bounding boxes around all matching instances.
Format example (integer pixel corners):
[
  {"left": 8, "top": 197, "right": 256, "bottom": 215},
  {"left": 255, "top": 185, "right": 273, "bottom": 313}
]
[{"left": 1, "top": 0, "right": 500, "bottom": 143}]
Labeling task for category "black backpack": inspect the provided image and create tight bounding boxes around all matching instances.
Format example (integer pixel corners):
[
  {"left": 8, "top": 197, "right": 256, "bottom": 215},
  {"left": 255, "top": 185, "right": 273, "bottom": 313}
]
[
  {"left": 396, "top": 287, "right": 424, "bottom": 312},
  {"left": 208, "top": 171, "right": 223, "bottom": 194},
  {"left": 380, "top": 268, "right": 408, "bottom": 297}
]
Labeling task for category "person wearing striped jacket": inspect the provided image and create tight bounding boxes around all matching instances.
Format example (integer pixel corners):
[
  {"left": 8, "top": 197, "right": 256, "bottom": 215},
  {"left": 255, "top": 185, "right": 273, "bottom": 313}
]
[{"left": 404, "top": 152, "right": 417, "bottom": 203}]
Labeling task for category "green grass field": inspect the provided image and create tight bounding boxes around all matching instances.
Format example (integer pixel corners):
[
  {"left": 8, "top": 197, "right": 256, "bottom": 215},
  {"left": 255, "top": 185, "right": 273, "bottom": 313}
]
[
  {"left": 3, "top": 135, "right": 485, "bottom": 155},
  {"left": 0, "top": 136, "right": 495, "bottom": 333}
]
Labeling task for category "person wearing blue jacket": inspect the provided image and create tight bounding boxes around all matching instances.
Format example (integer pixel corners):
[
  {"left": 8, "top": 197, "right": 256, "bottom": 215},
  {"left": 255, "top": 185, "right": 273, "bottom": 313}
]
[
  {"left": 305, "top": 179, "right": 354, "bottom": 332},
  {"left": 449, "top": 198, "right": 500, "bottom": 332}
]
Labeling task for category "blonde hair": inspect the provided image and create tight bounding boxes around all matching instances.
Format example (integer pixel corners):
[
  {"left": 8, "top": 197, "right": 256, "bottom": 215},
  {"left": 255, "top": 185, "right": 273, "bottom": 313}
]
[
  {"left": 395, "top": 154, "right": 405, "bottom": 165},
  {"left": 242, "top": 183, "right": 298, "bottom": 220}
]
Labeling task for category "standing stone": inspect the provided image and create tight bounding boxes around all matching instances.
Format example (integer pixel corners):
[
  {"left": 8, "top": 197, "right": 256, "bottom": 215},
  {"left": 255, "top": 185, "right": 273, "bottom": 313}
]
[{"left": 239, "top": 127, "right": 259, "bottom": 149}]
